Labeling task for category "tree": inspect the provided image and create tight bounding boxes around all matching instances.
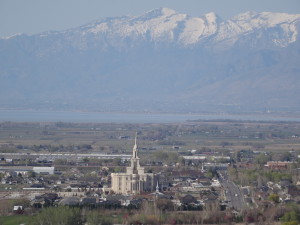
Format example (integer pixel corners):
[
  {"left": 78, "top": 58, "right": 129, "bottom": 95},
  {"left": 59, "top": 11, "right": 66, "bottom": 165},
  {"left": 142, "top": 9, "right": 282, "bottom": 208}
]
[
  {"left": 86, "top": 210, "right": 112, "bottom": 225},
  {"left": 282, "top": 222, "right": 298, "bottom": 225},
  {"left": 153, "top": 150, "right": 180, "bottom": 164},
  {"left": 54, "top": 158, "right": 68, "bottom": 165},
  {"left": 82, "top": 157, "right": 90, "bottom": 163},
  {"left": 27, "top": 171, "right": 36, "bottom": 178},
  {"left": 156, "top": 199, "right": 174, "bottom": 212},
  {"left": 280, "top": 152, "right": 292, "bottom": 161},
  {"left": 268, "top": 193, "right": 280, "bottom": 203},
  {"left": 32, "top": 206, "right": 82, "bottom": 225},
  {"left": 280, "top": 211, "right": 300, "bottom": 224},
  {"left": 254, "top": 153, "right": 270, "bottom": 166},
  {"left": 112, "top": 157, "right": 122, "bottom": 166}
]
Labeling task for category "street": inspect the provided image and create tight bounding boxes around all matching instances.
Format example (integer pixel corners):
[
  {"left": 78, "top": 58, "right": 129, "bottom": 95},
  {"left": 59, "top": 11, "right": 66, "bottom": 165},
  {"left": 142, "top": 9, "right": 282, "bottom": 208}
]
[{"left": 218, "top": 171, "right": 246, "bottom": 211}]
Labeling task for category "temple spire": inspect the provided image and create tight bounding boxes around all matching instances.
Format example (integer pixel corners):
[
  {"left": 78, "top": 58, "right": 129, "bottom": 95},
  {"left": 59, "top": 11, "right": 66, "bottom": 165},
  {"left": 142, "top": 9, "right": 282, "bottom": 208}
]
[{"left": 133, "top": 132, "right": 138, "bottom": 158}]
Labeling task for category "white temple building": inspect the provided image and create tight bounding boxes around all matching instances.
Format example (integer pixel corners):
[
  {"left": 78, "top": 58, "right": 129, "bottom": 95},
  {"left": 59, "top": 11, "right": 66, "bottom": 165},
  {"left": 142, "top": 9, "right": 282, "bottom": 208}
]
[{"left": 111, "top": 135, "right": 156, "bottom": 194}]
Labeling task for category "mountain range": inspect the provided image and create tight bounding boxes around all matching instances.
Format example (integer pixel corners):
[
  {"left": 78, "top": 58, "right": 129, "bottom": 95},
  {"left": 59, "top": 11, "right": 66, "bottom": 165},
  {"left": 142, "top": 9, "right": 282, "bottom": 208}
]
[{"left": 1, "top": 8, "right": 300, "bottom": 113}]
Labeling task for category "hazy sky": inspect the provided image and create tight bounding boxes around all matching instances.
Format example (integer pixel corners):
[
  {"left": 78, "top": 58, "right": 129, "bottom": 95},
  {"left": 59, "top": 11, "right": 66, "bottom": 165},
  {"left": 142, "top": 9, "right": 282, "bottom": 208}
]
[{"left": 1, "top": 0, "right": 300, "bottom": 38}]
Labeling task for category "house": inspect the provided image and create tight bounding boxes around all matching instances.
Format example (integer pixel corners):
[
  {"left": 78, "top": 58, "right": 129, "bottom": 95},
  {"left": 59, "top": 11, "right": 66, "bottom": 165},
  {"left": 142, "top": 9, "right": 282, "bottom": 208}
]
[
  {"left": 13, "top": 206, "right": 24, "bottom": 214},
  {"left": 198, "top": 176, "right": 212, "bottom": 183},
  {"left": 204, "top": 192, "right": 219, "bottom": 211},
  {"left": 106, "top": 194, "right": 126, "bottom": 201},
  {"left": 211, "top": 179, "right": 221, "bottom": 187},
  {"left": 98, "top": 199, "right": 121, "bottom": 208},
  {"left": 56, "top": 179, "right": 65, "bottom": 185},
  {"left": 242, "top": 187, "right": 250, "bottom": 197},
  {"left": 31, "top": 193, "right": 60, "bottom": 209},
  {"left": 121, "top": 198, "right": 143, "bottom": 208},
  {"left": 30, "top": 184, "right": 45, "bottom": 188},
  {"left": 191, "top": 182, "right": 211, "bottom": 191},
  {"left": 180, "top": 194, "right": 198, "bottom": 205},
  {"left": 265, "top": 161, "right": 294, "bottom": 170},
  {"left": 80, "top": 197, "right": 97, "bottom": 206},
  {"left": 60, "top": 197, "right": 80, "bottom": 206},
  {"left": 127, "top": 198, "right": 143, "bottom": 208},
  {"left": 287, "top": 185, "right": 300, "bottom": 198},
  {"left": 256, "top": 186, "right": 270, "bottom": 201},
  {"left": 180, "top": 194, "right": 203, "bottom": 210},
  {"left": 280, "top": 179, "right": 292, "bottom": 188}
]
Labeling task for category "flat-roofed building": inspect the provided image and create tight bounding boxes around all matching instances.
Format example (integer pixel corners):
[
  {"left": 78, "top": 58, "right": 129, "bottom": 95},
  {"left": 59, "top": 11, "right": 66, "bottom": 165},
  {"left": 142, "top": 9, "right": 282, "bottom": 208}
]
[
  {"left": 0, "top": 166, "right": 55, "bottom": 175},
  {"left": 33, "top": 167, "right": 55, "bottom": 175},
  {"left": 265, "top": 161, "right": 294, "bottom": 169}
]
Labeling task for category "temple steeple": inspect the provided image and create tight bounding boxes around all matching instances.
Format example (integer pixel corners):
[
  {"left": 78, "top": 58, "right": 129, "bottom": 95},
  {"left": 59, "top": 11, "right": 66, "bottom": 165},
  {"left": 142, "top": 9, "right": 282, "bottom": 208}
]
[
  {"left": 156, "top": 180, "right": 159, "bottom": 192},
  {"left": 110, "top": 132, "right": 157, "bottom": 194},
  {"left": 126, "top": 132, "right": 143, "bottom": 175},
  {"left": 133, "top": 132, "right": 138, "bottom": 159}
]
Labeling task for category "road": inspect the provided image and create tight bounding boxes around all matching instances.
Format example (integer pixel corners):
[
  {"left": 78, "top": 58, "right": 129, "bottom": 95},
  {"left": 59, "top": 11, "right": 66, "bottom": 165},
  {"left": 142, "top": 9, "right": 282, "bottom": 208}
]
[{"left": 218, "top": 170, "right": 246, "bottom": 211}]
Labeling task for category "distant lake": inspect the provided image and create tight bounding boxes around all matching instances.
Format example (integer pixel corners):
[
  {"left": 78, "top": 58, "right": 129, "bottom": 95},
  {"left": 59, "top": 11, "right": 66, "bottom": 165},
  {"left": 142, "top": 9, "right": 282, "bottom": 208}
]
[{"left": 0, "top": 110, "right": 299, "bottom": 123}]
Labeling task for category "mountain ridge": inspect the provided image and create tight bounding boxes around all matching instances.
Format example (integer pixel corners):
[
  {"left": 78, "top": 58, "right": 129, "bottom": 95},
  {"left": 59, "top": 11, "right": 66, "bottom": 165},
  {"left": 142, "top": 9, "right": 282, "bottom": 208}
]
[
  {"left": 4, "top": 8, "right": 299, "bottom": 48},
  {"left": 0, "top": 8, "right": 300, "bottom": 113}
]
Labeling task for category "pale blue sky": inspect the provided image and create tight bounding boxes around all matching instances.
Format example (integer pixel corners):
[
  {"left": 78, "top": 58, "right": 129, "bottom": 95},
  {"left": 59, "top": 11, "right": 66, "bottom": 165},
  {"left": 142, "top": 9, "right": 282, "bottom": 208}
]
[{"left": 1, "top": 0, "right": 299, "bottom": 38}]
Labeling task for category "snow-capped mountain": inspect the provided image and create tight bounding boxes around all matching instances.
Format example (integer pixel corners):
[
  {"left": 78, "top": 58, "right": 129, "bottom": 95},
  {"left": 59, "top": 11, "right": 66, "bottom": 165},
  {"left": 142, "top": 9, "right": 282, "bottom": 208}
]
[
  {"left": 30, "top": 8, "right": 300, "bottom": 49},
  {"left": 1, "top": 8, "right": 300, "bottom": 113}
]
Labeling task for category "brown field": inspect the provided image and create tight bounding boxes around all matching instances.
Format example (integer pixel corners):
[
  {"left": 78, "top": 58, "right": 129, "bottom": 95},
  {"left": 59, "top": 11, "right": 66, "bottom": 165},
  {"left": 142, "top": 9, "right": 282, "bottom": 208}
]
[{"left": 0, "top": 121, "right": 300, "bottom": 154}]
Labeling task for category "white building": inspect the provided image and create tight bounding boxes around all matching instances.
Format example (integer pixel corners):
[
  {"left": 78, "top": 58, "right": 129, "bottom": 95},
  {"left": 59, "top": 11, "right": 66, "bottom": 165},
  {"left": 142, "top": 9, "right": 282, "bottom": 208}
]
[
  {"left": 0, "top": 166, "right": 55, "bottom": 176},
  {"left": 111, "top": 135, "right": 156, "bottom": 194},
  {"left": 33, "top": 167, "right": 55, "bottom": 175},
  {"left": 211, "top": 179, "right": 221, "bottom": 187}
]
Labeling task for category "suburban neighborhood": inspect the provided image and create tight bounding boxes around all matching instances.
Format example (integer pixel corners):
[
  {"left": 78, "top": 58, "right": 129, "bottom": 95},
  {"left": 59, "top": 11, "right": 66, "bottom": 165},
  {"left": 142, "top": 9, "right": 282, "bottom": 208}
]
[{"left": 0, "top": 121, "right": 300, "bottom": 224}]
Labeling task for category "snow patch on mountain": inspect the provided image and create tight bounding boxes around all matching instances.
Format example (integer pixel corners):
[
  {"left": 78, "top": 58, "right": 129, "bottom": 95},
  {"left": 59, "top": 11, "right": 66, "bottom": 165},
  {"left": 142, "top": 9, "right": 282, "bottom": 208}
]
[
  {"left": 3, "top": 8, "right": 300, "bottom": 49},
  {"left": 2, "top": 33, "right": 24, "bottom": 39},
  {"left": 179, "top": 17, "right": 205, "bottom": 45},
  {"left": 78, "top": 8, "right": 300, "bottom": 48},
  {"left": 229, "top": 11, "right": 300, "bottom": 47}
]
